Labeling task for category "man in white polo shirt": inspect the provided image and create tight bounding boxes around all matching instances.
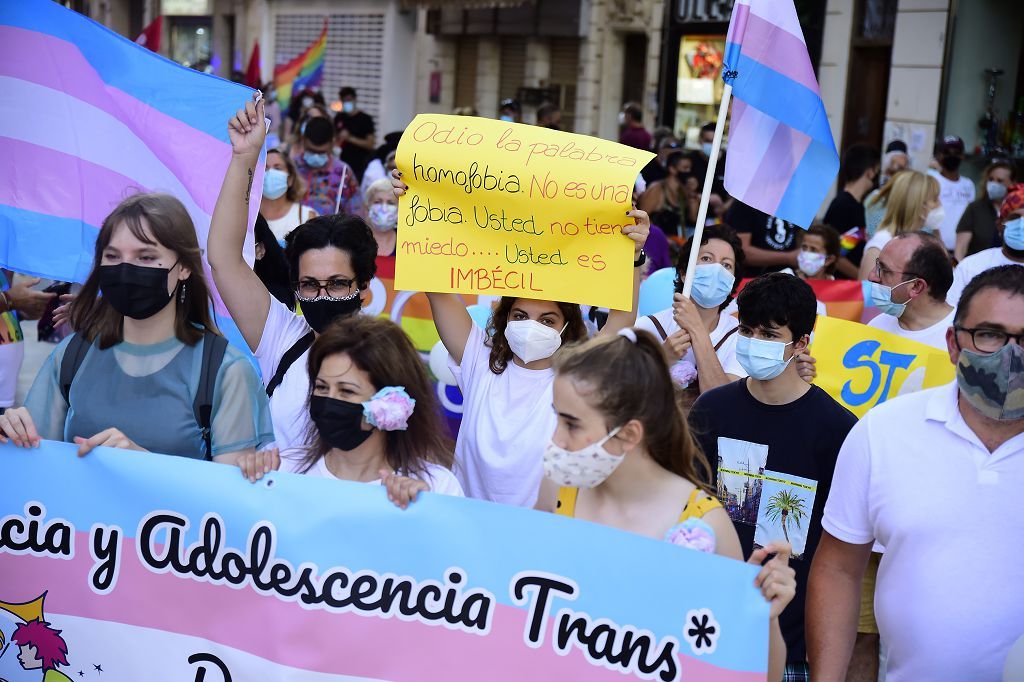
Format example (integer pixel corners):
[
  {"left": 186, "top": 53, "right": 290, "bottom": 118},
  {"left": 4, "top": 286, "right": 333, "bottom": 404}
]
[
  {"left": 865, "top": 231, "right": 955, "bottom": 350},
  {"left": 947, "top": 182, "right": 1024, "bottom": 305},
  {"left": 806, "top": 264, "right": 1024, "bottom": 682}
]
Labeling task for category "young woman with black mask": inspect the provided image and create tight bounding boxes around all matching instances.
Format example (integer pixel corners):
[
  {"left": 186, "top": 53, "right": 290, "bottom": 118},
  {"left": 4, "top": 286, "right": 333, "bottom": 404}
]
[
  {"left": 209, "top": 95, "right": 378, "bottom": 451},
  {"left": 0, "top": 193, "right": 273, "bottom": 461}
]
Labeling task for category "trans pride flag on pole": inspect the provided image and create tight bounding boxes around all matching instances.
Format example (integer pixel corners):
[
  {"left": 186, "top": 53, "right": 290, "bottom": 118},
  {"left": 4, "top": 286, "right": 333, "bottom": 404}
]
[
  {"left": 273, "top": 20, "right": 327, "bottom": 111},
  {"left": 0, "top": 0, "right": 263, "bottom": 310},
  {"left": 722, "top": 0, "right": 839, "bottom": 228}
]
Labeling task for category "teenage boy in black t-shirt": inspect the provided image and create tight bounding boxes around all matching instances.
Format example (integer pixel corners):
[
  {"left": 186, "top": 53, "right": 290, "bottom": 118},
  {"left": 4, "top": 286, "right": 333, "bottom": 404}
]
[{"left": 689, "top": 273, "right": 857, "bottom": 680}]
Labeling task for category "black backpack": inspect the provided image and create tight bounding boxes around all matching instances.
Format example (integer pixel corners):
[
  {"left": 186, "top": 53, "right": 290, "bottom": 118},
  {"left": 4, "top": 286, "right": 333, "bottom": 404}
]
[
  {"left": 59, "top": 331, "right": 228, "bottom": 460},
  {"left": 265, "top": 331, "right": 315, "bottom": 398}
]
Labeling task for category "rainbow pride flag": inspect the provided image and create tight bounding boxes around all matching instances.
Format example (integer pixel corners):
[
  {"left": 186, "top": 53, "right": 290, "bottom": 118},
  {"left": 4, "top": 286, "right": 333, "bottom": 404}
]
[
  {"left": 0, "top": 0, "right": 263, "bottom": 312},
  {"left": 736, "top": 278, "right": 870, "bottom": 323},
  {"left": 273, "top": 21, "right": 327, "bottom": 111}
]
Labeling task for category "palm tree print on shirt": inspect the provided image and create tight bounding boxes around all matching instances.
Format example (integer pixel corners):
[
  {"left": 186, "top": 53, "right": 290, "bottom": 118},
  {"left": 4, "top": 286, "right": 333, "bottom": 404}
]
[{"left": 764, "top": 490, "right": 808, "bottom": 546}]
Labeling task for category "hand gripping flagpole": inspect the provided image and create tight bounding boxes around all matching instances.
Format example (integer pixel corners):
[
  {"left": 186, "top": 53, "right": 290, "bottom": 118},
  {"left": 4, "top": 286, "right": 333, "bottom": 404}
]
[{"left": 680, "top": 71, "right": 735, "bottom": 300}]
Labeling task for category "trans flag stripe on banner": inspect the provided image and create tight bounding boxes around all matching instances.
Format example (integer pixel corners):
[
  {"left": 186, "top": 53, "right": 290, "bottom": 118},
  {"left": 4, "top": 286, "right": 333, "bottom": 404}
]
[
  {"left": 0, "top": 441, "right": 770, "bottom": 681},
  {"left": 723, "top": 0, "right": 839, "bottom": 228},
  {"left": 0, "top": 0, "right": 263, "bottom": 312}
]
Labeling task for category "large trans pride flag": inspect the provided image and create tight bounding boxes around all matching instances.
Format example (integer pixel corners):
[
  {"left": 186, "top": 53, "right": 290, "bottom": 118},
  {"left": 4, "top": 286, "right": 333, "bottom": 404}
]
[
  {"left": 723, "top": 0, "right": 839, "bottom": 228},
  {"left": 0, "top": 0, "right": 263, "bottom": 311},
  {"left": 0, "top": 441, "right": 770, "bottom": 681}
]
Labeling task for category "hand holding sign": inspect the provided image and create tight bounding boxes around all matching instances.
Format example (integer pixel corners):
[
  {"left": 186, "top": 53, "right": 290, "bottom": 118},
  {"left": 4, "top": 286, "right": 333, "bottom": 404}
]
[{"left": 393, "top": 116, "right": 654, "bottom": 310}]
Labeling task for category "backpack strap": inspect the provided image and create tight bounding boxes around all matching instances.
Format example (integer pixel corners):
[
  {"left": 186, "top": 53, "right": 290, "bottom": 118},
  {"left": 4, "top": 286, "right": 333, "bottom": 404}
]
[
  {"left": 59, "top": 333, "right": 91, "bottom": 406},
  {"left": 713, "top": 326, "right": 739, "bottom": 352},
  {"left": 266, "top": 331, "right": 315, "bottom": 398},
  {"left": 194, "top": 331, "right": 229, "bottom": 461},
  {"left": 646, "top": 315, "right": 669, "bottom": 341}
]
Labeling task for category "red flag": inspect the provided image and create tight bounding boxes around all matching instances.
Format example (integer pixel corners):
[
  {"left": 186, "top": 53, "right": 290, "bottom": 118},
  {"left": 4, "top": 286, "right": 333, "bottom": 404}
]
[
  {"left": 244, "top": 41, "right": 262, "bottom": 88},
  {"left": 134, "top": 15, "right": 162, "bottom": 52}
]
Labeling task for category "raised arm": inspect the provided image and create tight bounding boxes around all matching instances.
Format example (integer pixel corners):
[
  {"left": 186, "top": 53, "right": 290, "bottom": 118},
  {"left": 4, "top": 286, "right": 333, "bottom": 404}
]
[
  {"left": 601, "top": 209, "right": 649, "bottom": 335},
  {"left": 208, "top": 95, "right": 272, "bottom": 352},
  {"left": 391, "top": 169, "right": 474, "bottom": 364}
]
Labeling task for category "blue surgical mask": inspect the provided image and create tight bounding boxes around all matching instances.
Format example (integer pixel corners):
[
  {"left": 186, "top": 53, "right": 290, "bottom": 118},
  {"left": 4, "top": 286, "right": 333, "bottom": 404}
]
[
  {"left": 342, "top": 100, "right": 355, "bottom": 114},
  {"left": 1004, "top": 216, "right": 1024, "bottom": 251},
  {"left": 499, "top": 115, "right": 514, "bottom": 123},
  {"left": 701, "top": 142, "right": 714, "bottom": 157},
  {"left": 688, "top": 263, "right": 735, "bottom": 309},
  {"left": 862, "top": 278, "right": 916, "bottom": 318},
  {"left": 303, "top": 151, "right": 329, "bottom": 168},
  {"left": 735, "top": 335, "right": 795, "bottom": 381},
  {"left": 262, "top": 168, "right": 289, "bottom": 199}
]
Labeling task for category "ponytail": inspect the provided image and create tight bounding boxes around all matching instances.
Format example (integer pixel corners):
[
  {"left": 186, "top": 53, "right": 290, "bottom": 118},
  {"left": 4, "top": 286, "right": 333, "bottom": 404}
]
[{"left": 555, "top": 329, "right": 711, "bottom": 490}]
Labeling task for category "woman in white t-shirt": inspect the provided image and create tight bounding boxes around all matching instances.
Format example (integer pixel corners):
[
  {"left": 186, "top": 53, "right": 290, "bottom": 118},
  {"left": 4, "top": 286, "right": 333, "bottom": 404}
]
[
  {"left": 635, "top": 224, "right": 747, "bottom": 406},
  {"left": 389, "top": 172, "right": 650, "bottom": 508},
  {"left": 210, "top": 96, "right": 379, "bottom": 451},
  {"left": 237, "top": 315, "right": 463, "bottom": 504},
  {"left": 859, "top": 170, "right": 941, "bottom": 280},
  {"left": 260, "top": 148, "right": 319, "bottom": 243}
]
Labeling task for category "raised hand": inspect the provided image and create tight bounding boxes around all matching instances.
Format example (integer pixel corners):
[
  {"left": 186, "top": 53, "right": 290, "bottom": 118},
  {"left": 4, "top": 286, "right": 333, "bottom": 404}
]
[{"left": 227, "top": 92, "right": 267, "bottom": 158}]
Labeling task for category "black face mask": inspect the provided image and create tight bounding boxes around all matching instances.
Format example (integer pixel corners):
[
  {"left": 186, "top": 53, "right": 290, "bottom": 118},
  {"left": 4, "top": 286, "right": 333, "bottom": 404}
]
[
  {"left": 309, "top": 395, "right": 374, "bottom": 451},
  {"left": 301, "top": 295, "right": 361, "bottom": 333},
  {"left": 939, "top": 155, "right": 962, "bottom": 172},
  {"left": 98, "top": 262, "right": 177, "bottom": 320}
]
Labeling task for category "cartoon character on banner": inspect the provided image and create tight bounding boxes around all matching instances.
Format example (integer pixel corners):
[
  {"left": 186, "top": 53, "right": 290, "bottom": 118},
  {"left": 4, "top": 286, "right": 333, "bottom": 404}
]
[{"left": 0, "top": 593, "right": 73, "bottom": 682}]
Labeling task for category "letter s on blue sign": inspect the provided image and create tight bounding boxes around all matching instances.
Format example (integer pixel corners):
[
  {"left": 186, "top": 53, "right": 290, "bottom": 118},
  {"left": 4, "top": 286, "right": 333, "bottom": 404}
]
[{"left": 840, "top": 340, "right": 882, "bottom": 407}]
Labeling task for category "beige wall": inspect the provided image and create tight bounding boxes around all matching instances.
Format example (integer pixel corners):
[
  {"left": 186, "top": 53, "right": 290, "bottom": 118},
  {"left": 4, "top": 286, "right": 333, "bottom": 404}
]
[{"left": 883, "top": 0, "right": 951, "bottom": 171}]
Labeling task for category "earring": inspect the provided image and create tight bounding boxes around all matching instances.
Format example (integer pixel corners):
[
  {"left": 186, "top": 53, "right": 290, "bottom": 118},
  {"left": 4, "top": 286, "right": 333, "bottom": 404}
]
[{"left": 179, "top": 281, "right": 187, "bottom": 305}]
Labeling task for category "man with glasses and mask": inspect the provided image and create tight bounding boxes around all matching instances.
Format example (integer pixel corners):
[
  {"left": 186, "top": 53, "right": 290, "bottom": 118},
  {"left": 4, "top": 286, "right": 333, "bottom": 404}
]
[
  {"left": 807, "top": 264, "right": 1024, "bottom": 682},
  {"left": 947, "top": 181, "right": 1024, "bottom": 305},
  {"left": 865, "top": 231, "right": 955, "bottom": 350}
]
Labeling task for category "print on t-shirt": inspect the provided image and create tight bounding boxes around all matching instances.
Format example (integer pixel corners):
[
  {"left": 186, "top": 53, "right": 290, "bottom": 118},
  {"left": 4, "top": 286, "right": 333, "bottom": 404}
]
[
  {"left": 754, "top": 471, "right": 816, "bottom": 559},
  {"left": 716, "top": 437, "right": 768, "bottom": 526},
  {"left": 716, "top": 437, "right": 817, "bottom": 559}
]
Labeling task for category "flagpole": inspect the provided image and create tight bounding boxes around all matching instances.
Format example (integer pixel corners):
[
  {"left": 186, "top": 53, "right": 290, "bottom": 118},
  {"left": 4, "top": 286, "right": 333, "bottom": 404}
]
[{"left": 680, "top": 83, "right": 733, "bottom": 299}]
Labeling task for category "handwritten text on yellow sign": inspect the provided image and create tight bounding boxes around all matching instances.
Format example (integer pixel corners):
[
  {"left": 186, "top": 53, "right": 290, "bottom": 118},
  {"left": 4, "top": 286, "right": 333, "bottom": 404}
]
[{"left": 394, "top": 115, "right": 655, "bottom": 310}]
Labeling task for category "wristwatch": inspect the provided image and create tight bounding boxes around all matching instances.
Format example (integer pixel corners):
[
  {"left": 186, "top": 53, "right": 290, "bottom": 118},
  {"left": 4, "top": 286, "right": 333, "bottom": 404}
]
[{"left": 633, "top": 249, "right": 647, "bottom": 268}]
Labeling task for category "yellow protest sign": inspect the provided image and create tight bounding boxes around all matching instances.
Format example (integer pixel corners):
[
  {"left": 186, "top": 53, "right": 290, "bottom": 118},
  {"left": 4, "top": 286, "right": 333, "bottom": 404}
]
[
  {"left": 811, "top": 316, "right": 955, "bottom": 418},
  {"left": 394, "top": 115, "right": 655, "bottom": 311}
]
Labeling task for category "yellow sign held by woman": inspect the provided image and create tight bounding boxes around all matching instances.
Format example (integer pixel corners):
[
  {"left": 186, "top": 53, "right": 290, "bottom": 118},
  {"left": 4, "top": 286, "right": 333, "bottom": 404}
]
[
  {"left": 394, "top": 115, "right": 654, "bottom": 311},
  {"left": 811, "top": 316, "right": 955, "bottom": 418}
]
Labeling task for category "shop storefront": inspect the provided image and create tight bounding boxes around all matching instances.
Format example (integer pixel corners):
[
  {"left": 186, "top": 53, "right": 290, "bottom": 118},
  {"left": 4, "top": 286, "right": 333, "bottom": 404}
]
[
  {"left": 938, "top": 0, "right": 1024, "bottom": 177},
  {"left": 658, "top": 0, "right": 825, "bottom": 145}
]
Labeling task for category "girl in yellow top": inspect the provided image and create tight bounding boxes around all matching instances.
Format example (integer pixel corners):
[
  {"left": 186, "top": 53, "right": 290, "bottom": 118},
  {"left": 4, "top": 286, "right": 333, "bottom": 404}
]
[{"left": 535, "top": 328, "right": 794, "bottom": 682}]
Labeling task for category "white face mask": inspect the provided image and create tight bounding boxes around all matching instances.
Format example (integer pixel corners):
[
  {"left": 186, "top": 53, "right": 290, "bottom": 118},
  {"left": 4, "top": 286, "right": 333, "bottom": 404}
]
[
  {"left": 505, "top": 319, "right": 566, "bottom": 364},
  {"left": 617, "top": 112, "right": 626, "bottom": 126},
  {"left": 797, "top": 251, "right": 827, "bottom": 277},
  {"left": 543, "top": 426, "right": 623, "bottom": 488},
  {"left": 987, "top": 181, "right": 1008, "bottom": 202},
  {"left": 923, "top": 205, "right": 945, "bottom": 232}
]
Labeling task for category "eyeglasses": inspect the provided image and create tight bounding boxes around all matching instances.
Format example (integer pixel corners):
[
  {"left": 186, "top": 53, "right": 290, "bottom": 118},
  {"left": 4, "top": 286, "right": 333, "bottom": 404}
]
[
  {"left": 294, "top": 278, "right": 357, "bottom": 300},
  {"left": 954, "top": 326, "right": 1024, "bottom": 354},
  {"left": 872, "top": 259, "right": 919, "bottom": 280}
]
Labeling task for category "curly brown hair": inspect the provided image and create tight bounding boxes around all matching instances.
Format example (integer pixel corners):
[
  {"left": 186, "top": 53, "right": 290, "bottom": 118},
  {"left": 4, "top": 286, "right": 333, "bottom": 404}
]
[
  {"left": 299, "top": 315, "right": 454, "bottom": 478},
  {"left": 484, "top": 297, "right": 588, "bottom": 374}
]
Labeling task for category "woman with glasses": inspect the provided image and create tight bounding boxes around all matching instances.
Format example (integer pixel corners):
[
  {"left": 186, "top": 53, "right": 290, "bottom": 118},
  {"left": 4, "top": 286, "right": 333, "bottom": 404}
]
[{"left": 208, "top": 95, "right": 379, "bottom": 453}]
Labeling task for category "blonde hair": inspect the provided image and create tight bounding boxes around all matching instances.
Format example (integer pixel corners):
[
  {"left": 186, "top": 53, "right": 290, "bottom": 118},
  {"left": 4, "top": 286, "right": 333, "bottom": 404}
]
[
  {"left": 364, "top": 178, "right": 395, "bottom": 206},
  {"left": 879, "top": 170, "right": 939, "bottom": 236}
]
